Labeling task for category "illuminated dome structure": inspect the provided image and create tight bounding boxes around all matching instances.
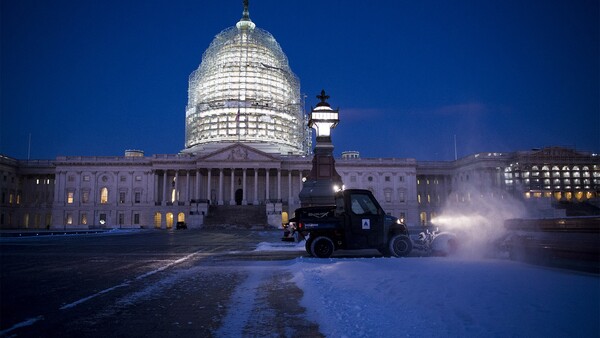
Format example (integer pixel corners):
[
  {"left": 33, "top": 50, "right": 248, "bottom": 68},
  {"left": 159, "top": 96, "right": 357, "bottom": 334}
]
[{"left": 184, "top": 1, "right": 311, "bottom": 155}]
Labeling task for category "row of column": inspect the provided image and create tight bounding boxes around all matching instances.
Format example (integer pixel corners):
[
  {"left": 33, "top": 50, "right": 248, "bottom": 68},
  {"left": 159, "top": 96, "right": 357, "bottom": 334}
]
[{"left": 156, "top": 168, "right": 305, "bottom": 206}]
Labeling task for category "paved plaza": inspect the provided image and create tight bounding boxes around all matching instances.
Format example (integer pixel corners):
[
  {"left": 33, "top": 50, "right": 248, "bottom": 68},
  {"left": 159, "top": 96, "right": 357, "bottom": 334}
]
[{"left": 0, "top": 230, "right": 322, "bottom": 337}]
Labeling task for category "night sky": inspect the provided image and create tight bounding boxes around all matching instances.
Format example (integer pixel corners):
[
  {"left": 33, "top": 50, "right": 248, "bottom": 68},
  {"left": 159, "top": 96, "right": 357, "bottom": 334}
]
[{"left": 1, "top": 0, "right": 598, "bottom": 161}]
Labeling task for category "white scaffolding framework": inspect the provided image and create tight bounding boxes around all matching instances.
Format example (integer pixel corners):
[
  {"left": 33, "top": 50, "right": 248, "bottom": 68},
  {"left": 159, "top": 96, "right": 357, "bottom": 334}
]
[{"left": 185, "top": 13, "right": 311, "bottom": 155}]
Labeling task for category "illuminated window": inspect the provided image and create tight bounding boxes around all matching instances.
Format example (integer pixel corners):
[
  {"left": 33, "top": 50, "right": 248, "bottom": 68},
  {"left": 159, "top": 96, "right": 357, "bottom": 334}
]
[
  {"left": 66, "top": 213, "right": 73, "bottom": 225},
  {"left": 178, "top": 212, "right": 185, "bottom": 222},
  {"left": 9, "top": 194, "right": 13, "bottom": 204},
  {"left": 67, "top": 192, "right": 74, "bottom": 204},
  {"left": 553, "top": 191, "right": 562, "bottom": 200},
  {"left": 100, "top": 187, "right": 108, "bottom": 204},
  {"left": 154, "top": 212, "right": 162, "bottom": 228},
  {"left": 81, "top": 213, "right": 87, "bottom": 225},
  {"left": 419, "top": 212, "right": 427, "bottom": 226},
  {"left": 166, "top": 213, "right": 174, "bottom": 228}
]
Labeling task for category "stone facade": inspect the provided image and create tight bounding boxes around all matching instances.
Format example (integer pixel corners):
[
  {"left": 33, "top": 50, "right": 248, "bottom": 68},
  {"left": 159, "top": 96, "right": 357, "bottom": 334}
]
[{"left": 1, "top": 146, "right": 598, "bottom": 230}]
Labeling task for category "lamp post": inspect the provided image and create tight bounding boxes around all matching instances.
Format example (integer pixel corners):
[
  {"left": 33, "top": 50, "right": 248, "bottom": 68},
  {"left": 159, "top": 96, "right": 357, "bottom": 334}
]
[{"left": 299, "top": 90, "right": 343, "bottom": 206}]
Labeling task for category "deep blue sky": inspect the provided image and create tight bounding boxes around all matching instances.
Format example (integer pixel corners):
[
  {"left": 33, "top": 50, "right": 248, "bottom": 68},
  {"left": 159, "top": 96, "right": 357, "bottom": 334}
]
[{"left": 1, "top": 0, "right": 598, "bottom": 160}]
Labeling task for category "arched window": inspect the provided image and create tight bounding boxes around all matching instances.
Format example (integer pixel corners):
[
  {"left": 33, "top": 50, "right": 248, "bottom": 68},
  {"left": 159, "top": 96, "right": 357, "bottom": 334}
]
[
  {"left": 100, "top": 187, "right": 108, "bottom": 204},
  {"left": 177, "top": 212, "right": 185, "bottom": 222}
]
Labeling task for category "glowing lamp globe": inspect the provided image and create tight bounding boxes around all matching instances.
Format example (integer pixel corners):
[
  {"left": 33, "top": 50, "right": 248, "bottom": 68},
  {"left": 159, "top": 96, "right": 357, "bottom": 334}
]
[{"left": 309, "top": 90, "right": 339, "bottom": 139}]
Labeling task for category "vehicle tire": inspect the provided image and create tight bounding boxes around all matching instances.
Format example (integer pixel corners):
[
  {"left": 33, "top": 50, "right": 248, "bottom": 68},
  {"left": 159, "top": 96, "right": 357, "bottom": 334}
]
[
  {"left": 388, "top": 234, "right": 412, "bottom": 257},
  {"left": 310, "top": 236, "right": 335, "bottom": 258},
  {"left": 305, "top": 236, "right": 314, "bottom": 256}
]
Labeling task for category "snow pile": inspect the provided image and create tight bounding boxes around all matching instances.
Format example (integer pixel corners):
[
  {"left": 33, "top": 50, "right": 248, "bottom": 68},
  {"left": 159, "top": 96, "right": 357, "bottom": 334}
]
[
  {"left": 287, "top": 257, "right": 599, "bottom": 337},
  {"left": 254, "top": 240, "right": 305, "bottom": 252}
]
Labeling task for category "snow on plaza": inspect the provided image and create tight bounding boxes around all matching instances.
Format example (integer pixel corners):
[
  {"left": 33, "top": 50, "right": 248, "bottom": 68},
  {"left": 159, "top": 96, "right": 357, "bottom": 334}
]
[{"left": 248, "top": 240, "right": 599, "bottom": 338}]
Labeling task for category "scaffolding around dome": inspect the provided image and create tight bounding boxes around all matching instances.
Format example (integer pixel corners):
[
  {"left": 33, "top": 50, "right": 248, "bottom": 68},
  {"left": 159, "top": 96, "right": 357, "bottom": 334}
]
[{"left": 184, "top": 20, "right": 311, "bottom": 156}]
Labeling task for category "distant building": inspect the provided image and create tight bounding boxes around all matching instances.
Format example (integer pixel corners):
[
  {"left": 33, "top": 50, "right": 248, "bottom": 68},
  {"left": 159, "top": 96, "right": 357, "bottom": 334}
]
[{"left": 1, "top": 4, "right": 598, "bottom": 230}]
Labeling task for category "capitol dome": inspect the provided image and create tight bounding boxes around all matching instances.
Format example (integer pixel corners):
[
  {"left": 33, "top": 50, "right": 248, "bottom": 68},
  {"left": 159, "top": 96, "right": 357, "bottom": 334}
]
[{"left": 184, "top": 2, "right": 311, "bottom": 155}]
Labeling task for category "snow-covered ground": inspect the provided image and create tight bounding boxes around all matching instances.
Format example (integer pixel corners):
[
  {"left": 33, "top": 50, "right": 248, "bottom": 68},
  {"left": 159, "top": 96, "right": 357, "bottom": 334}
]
[{"left": 256, "top": 240, "right": 599, "bottom": 337}]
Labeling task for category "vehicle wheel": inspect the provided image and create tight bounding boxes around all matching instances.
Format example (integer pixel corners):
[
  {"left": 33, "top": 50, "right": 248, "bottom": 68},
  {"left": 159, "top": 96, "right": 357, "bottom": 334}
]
[
  {"left": 310, "top": 236, "right": 335, "bottom": 258},
  {"left": 305, "top": 236, "right": 314, "bottom": 256},
  {"left": 389, "top": 234, "right": 412, "bottom": 257}
]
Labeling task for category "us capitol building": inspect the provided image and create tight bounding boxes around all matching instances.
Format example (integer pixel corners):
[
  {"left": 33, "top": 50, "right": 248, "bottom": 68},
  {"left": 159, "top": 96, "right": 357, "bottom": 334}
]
[{"left": 1, "top": 3, "right": 599, "bottom": 230}]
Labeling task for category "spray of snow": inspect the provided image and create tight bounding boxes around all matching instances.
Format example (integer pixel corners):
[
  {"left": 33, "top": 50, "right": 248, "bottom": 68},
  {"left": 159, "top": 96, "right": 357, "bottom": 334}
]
[{"left": 430, "top": 186, "right": 528, "bottom": 259}]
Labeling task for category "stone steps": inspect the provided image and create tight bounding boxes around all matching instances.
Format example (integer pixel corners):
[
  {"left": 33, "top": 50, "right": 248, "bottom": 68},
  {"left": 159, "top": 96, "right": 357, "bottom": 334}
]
[{"left": 203, "top": 205, "right": 268, "bottom": 228}]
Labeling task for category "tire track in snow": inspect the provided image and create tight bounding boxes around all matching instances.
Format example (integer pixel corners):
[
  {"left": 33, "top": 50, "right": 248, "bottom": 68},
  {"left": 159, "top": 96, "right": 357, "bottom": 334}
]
[{"left": 214, "top": 267, "right": 265, "bottom": 337}]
